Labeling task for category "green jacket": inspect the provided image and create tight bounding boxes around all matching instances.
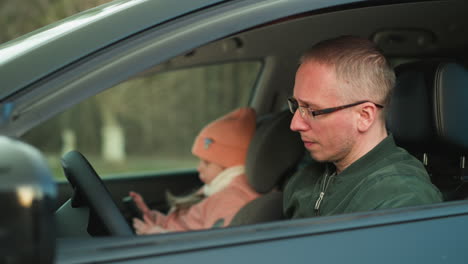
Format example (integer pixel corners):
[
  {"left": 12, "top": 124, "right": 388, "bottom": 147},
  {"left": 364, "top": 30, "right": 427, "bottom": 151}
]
[{"left": 283, "top": 135, "right": 443, "bottom": 218}]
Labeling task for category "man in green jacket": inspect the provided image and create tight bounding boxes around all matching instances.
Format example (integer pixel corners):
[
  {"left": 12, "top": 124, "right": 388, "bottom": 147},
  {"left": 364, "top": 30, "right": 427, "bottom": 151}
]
[{"left": 283, "top": 36, "right": 442, "bottom": 218}]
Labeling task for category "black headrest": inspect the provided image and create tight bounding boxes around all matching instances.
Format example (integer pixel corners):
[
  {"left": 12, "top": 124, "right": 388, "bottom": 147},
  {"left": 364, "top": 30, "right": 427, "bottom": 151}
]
[
  {"left": 387, "top": 61, "right": 468, "bottom": 155},
  {"left": 434, "top": 63, "right": 468, "bottom": 153},
  {"left": 246, "top": 110, "right": 304, "bottom": 193}
]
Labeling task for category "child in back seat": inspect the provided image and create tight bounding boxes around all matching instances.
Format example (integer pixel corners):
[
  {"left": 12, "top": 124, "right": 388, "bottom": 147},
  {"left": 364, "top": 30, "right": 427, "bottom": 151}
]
[{"left": 130, "top": 107, "right": 260, "bottom": 234}]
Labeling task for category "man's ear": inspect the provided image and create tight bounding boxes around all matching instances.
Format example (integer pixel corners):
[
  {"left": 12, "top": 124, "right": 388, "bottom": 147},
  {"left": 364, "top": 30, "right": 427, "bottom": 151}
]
[{"left": 356, "top": 103, "right": 377, "bottom": 132}]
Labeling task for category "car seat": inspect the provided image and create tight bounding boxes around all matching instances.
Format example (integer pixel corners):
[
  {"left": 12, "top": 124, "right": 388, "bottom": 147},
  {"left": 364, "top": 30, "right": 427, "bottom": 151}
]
[
  {"left": 230, "top": 110, "right": 305, "bottom": 226},
  {"left": 386, "top": 60, "right": 468, "bottom": 200}
]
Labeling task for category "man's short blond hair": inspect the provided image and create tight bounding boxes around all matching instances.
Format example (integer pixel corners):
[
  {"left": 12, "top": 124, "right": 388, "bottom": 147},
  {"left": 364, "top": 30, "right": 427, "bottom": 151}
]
[{"left": 300, "top": 36, "right": 395, "bottom": 117}]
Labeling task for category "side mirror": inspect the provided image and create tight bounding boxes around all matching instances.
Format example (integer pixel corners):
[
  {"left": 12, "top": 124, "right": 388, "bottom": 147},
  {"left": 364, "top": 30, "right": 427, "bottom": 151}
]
[{"left": 0, "top": 136, "right": 57, "bottom": 264}]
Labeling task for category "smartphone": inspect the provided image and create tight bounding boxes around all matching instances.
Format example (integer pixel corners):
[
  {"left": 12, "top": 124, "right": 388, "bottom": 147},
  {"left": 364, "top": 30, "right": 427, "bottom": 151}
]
[{"left": 122, "top": 196, "right": 143, "bottom": 220}]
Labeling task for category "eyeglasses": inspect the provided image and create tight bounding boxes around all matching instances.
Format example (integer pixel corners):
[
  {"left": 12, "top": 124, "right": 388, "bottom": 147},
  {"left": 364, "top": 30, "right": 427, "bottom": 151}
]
[{"left": 287, "top": 97, "right": 384, "bottom": 120}]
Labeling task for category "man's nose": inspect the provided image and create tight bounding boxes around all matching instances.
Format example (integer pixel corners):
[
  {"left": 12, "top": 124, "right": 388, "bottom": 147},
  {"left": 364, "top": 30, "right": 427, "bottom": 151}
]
[{"left": 290, "top": 111, "right": 309, "bottom": 131}]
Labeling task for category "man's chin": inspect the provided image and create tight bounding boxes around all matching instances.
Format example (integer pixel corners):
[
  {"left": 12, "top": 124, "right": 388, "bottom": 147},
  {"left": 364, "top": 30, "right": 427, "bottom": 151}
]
[{"left": 308, "top": 151, "right": 326, "bottom": 162}]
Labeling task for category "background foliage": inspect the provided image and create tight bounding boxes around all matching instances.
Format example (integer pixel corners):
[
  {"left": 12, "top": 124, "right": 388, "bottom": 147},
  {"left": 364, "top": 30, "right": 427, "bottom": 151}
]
[{"left": 1, "top": 0, "right": 113, "bottom": 44}]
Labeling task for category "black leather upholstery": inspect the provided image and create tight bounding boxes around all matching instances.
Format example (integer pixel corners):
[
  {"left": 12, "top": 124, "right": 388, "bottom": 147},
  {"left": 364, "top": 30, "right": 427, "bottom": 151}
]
[
  {"left": 387, "top": 61, "right": 468, "bottom": 199},
  {"left": 230, "top": 110, "right": 304, "bottom": 226},
  {"left": 433, "top": 63, "right": 468, "bottom": 152},
  {"left": 230, "top": 192, "right": 284, "bottom": 226},
  {"left": 387, "top": 61, "right": 468, "bottom": 154},
  {"left": 386, "top": 61, "right": 436, "bottom": 153},
  {"left": 246, "top": 110, "right": 304, "bottom": 193}
]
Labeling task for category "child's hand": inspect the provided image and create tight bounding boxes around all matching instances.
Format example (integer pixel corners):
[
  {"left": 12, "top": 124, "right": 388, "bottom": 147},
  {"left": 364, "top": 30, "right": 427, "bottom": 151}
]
[
  {"left": 133, "top": 213, "right": 168, "bottom": 235},
  {"left": 129, "top": 191, "right": 151, "bottom": 218}
]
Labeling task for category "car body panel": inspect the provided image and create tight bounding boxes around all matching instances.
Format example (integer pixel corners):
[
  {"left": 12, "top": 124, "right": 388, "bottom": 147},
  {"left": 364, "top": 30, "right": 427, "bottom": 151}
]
[{"left": 57, "top": 201, "right": 468, "bottom": 263}]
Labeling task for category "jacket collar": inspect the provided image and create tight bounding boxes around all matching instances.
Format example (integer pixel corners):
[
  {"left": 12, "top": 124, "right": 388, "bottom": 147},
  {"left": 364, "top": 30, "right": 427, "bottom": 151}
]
[{"left": 337, "top": 134, "right": 396, "bottom": 177}]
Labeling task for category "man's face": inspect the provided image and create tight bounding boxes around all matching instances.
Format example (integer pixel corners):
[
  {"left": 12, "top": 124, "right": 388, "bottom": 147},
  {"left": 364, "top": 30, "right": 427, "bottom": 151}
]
[{"left": 290, "top": 60, "right": 357, "bottom": 164}]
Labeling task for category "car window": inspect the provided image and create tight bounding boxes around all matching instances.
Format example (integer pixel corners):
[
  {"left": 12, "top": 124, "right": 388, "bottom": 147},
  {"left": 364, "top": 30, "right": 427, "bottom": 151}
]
[{"left": 21, "top": 61, "right": 262, "bottom": 180}]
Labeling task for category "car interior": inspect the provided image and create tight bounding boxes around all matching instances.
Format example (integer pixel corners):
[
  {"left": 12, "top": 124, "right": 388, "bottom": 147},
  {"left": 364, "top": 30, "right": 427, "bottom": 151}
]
[
  {"left": 387, "top": 60, "right": 468, "bottom": 201},
  {"left": 55, "top": 109, "right": 305, "bottom": 236},
  {"left": 31, "top": 0, "right": 468, "bottom": 238}
]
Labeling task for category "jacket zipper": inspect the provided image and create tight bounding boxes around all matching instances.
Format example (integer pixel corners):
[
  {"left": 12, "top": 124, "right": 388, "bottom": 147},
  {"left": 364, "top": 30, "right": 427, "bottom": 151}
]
[{"left": 314, "top": 168, "right": 335, "bottom": 216}]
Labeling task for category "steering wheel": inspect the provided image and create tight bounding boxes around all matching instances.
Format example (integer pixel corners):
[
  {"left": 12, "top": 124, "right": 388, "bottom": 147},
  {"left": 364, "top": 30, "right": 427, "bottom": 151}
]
[{"left": 61, "top": 150, "right": 133, "bottom": 236}]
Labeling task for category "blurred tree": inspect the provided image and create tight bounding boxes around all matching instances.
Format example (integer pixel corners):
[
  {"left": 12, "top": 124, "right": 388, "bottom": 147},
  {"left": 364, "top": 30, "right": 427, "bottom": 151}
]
[{"left": 0, "top": 0, "right": 113, "bottom": 44}]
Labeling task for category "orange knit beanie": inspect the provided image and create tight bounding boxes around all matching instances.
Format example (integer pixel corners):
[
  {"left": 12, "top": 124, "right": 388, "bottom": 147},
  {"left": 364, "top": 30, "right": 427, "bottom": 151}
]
[{"left": 192, "top": 107, "right": 256, "bottom": 168}]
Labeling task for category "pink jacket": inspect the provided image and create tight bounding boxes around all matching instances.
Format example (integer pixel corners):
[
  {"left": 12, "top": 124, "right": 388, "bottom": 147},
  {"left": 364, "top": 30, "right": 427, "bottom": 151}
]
[{"left": 152, "top": 172, "right": 260, "bottom": 231}]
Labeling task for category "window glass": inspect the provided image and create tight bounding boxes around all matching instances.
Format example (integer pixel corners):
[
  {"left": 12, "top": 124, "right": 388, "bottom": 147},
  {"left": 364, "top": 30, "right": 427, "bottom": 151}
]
[{"left": 22, "top": 61, "right": 262, "bottom": 180}]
